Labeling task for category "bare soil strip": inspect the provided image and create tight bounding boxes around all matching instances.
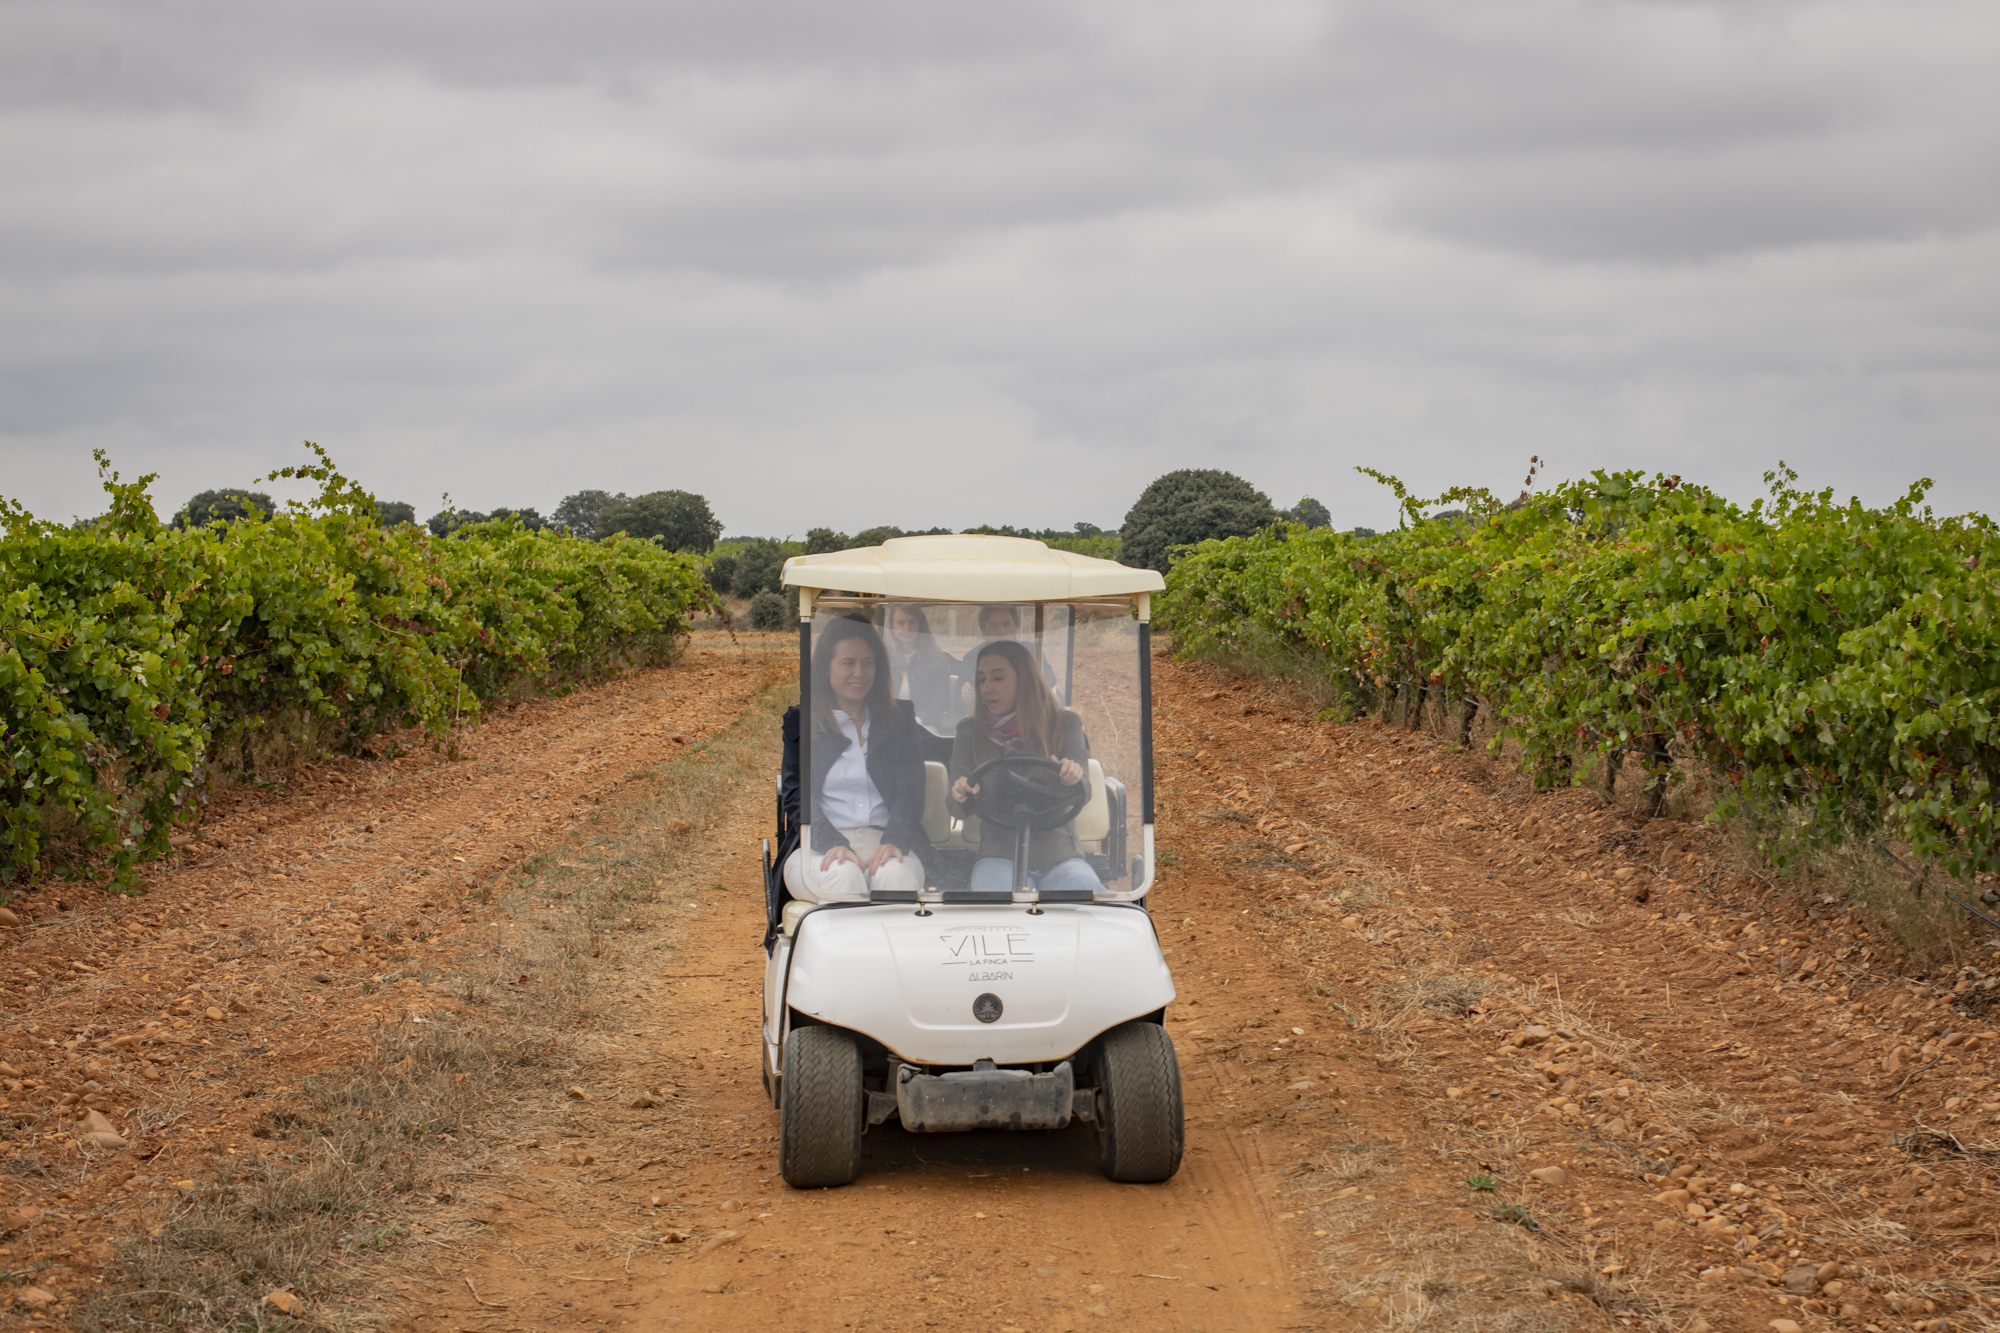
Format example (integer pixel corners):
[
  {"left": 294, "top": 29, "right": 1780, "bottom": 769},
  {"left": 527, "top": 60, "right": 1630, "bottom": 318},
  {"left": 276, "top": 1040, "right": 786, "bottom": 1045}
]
[
  {"left": 0, "top": 634, "right": 787, "bottom": 1327},
  {"left": 5, "top": 641, "right": 1996, "bottom": 1332},
  {"left": 1152, "top": 654, "right": 2000, "bottom": 1332}
]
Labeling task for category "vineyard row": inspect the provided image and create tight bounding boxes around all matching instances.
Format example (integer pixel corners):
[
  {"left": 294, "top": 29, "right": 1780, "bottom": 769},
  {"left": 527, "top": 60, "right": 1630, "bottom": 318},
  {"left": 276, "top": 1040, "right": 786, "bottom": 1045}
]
[
  {"left": 1, "top": 451, "right": 715, "bottom": 883},
  {"left": 1159, "top": 466, "right": 1999, "bottom": 884}
]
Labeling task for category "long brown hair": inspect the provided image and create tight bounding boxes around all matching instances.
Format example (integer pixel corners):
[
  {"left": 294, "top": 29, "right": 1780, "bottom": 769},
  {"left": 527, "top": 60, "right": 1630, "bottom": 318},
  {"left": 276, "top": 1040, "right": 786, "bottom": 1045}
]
[
  {"left": 970, "top": 639, "right": 1063, "bottom": 763},
  {"left": 881, "top": 602, "right": 948, "bottom": 680},
  {"left": 810, "top": 616, "right": 896, "bottom": 741}
]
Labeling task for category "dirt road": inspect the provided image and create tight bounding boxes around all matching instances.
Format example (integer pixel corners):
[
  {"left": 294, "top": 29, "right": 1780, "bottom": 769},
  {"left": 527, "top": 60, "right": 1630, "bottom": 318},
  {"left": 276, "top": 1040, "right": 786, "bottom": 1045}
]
[
  {"left": 4, "top": 638, "right": 1996, "bottom": 1331},
  {"left": 413, "top": 674, "right": 1312, "bottom": 1333}
]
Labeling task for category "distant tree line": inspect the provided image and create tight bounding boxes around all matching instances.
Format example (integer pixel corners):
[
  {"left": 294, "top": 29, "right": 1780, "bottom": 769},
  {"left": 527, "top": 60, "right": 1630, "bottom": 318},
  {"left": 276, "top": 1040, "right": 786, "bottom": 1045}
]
[
  {"left": 421, "top": 489, "right": 723, "bottom": 551},
  {"left": 1115, "top": 470, "right": 1342, "bottom": 573},
  {"left": 174, "top": 488, "right": 420, "bottom": 530},
  {"left": 168, "top": 468, "right": 1359, "bottom": 608}
]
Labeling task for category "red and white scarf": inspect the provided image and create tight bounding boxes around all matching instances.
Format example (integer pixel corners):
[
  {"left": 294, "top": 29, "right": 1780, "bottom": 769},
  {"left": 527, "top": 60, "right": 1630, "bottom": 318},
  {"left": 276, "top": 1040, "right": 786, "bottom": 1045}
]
[{"left": 982, "top": 708, "right": 1024, "bottom": 755}]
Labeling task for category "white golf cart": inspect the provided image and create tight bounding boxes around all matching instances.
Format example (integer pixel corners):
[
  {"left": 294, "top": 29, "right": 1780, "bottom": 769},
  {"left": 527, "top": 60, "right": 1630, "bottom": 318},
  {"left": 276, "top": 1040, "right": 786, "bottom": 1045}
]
[{"left": 759, "top": 535, "right": 1183, "bottom": 1188}]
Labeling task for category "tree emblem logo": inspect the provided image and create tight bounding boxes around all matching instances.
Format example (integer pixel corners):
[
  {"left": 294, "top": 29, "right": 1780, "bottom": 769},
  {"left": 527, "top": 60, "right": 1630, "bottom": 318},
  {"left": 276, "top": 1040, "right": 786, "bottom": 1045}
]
[{"left": 972, "top": 993, "right": 1004, "bottom": 1024}]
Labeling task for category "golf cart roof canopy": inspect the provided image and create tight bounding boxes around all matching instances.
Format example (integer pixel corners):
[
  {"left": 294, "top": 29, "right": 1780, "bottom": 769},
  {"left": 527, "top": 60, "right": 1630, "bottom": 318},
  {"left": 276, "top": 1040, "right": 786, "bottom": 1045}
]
[{"left": 782, "top": 534, "right": 1164, "bottom": 606}]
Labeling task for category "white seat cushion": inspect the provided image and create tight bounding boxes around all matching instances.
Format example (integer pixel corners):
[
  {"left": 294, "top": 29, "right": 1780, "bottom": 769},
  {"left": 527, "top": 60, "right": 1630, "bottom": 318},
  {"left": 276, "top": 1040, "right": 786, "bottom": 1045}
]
[
  {"left": 921, "top": 761, "right": 951, "bottom": 845},
  {"left": 1074, "top": 758, "right": 1110, "bottom": 847}
]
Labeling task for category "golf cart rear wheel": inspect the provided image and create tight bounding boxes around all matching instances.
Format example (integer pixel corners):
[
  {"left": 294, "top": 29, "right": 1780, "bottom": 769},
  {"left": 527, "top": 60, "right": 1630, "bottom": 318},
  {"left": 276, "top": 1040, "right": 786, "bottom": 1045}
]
[
  {"left": 779, "top": 1025, "right": 863, "bottom": 1188},
  {"left": 1095, "top": 1021, "right": 1185, "bottom": 1183}
]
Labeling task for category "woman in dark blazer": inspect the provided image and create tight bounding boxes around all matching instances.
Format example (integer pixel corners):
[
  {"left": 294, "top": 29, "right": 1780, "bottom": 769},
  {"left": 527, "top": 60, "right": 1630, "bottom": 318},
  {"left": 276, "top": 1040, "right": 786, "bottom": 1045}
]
[
  {"left": 780, "top": 616, "right": 929, "bottom": 900},
  {"left": 882, "top": 603, "right": 956, "bottom": 730}
]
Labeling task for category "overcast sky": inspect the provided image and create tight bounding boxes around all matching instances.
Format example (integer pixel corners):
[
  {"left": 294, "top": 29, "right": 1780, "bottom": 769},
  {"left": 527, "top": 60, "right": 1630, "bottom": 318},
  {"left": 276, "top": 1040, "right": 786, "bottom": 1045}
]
[{"left": 3, "top": 0, "right": 1997, "bottom": 537}]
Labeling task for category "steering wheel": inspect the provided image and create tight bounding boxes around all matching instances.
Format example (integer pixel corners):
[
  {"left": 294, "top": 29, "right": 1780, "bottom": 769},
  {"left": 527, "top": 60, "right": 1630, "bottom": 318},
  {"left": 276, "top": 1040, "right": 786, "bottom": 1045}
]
[{"left": 963, "top": 754, "right": 1090, "bottom": 832}]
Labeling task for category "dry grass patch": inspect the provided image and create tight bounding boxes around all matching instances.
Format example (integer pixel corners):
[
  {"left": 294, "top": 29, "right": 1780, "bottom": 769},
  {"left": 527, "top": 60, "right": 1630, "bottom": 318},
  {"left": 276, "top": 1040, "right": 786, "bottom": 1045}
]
[
  {"left": 1301, "top": 1184, "right": 1613, "bottom": 1332},
  {"left": 79, "top": 1020, "right": 557, "bottom": 1332},
  {"left": 1310, "top": 962, "right": 1739, "bottom": 1330}
]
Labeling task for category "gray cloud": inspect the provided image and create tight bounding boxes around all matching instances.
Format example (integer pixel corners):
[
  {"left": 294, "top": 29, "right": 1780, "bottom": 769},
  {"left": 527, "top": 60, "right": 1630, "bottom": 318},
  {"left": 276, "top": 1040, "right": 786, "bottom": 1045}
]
[{"left": 2, "top": 0, "right": 1997, "bottom": 534}]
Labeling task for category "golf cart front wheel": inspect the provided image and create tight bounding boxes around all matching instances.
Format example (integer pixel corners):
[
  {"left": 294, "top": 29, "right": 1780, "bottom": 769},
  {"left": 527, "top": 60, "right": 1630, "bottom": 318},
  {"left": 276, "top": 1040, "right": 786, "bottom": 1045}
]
[
  {"left": 1094, "top": 1021, "right": 1185, "bottom": 1183},
  {"left": 779, "top": 1025, "right": 863, "bottom": 1188}
]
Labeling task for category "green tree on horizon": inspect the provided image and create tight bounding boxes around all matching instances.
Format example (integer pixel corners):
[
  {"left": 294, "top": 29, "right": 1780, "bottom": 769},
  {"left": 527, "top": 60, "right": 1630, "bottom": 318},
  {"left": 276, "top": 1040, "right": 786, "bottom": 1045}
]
[
  {"left": 553, "top": 489, "right": 617, "bottom": 540},
  {"left": 1119, "top": 470, "right": 1277, "bottom": 573},
  {"left": 599, "top": 490, "right": 722, "bottom": 553},
  {"left": 173, "top": 489, "right": 274, "bottom": 529}
]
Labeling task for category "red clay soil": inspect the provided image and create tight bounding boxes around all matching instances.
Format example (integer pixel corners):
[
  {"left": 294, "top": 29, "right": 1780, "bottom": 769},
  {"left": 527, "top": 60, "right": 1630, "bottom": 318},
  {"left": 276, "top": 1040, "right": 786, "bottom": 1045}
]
[
  {"left": 0, "top": 635, "right": 788, "bottom": 1328},
  {"left": 2, "top": 640, "right": 1995, "bottom": 1331},
  {"left": 1144, "top": 654, "right": 2000, "bottom": 1331}
]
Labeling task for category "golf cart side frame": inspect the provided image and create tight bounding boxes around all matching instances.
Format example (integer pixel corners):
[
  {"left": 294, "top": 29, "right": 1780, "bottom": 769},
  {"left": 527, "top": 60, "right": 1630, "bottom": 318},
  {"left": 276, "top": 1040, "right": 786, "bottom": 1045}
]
[{"left": 778, "top": 562, "right": 1160, "bottom": 913}]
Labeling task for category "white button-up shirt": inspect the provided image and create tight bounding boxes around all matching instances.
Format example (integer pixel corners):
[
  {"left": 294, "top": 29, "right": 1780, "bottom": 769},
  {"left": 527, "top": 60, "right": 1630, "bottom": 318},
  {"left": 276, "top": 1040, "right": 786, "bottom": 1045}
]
[{"left": 822, "top": 709, "right": 890, "bottom": 831}]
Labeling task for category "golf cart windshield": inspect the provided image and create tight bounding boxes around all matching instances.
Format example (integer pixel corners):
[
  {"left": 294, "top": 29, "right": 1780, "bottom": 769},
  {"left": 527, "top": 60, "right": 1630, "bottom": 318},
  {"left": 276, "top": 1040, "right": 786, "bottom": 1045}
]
[{"left": 804, "top": 597, "right": 1151, "bottom": 899}]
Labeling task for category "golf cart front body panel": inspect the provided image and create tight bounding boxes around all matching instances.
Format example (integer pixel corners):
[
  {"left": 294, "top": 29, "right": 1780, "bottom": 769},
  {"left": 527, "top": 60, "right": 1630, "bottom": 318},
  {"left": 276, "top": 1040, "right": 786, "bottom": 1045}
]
[{"left": 786, "top": 903, "right": 1173, "bottom": 1066}]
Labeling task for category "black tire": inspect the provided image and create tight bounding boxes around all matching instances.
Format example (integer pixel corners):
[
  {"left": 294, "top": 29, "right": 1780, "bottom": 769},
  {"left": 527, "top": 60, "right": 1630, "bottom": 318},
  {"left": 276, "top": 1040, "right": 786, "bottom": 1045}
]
[
  {"left": 779, "top": 1025, "right": 863, "bottom": 1188},
  {"left": 1095, "top": 1021, "right": 1185, "bottom": 1183}
]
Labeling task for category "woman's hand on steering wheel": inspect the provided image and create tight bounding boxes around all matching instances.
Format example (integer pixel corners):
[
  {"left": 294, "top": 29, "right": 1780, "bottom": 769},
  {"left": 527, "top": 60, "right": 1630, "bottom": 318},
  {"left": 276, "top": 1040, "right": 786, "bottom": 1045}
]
[{"left": 960, "top": 753, "right": 1091, "bottom": 831}]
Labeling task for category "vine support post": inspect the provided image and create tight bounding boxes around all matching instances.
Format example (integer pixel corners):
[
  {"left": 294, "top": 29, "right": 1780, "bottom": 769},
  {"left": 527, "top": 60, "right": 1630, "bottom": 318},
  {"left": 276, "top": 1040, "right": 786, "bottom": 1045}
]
[{"left": 1638, "top": 733, "right": 1671, "bottom": 819}]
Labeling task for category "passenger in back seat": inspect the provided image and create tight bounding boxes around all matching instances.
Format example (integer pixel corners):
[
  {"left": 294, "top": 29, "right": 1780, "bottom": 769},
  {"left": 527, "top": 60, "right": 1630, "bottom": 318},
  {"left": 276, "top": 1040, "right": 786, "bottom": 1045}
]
[
  {"left": 781, "top": 617, "right": 929, "bottom": 901},
  {"left": 948, "top": 640, "right": 1100, "bottom": 897},
  {"left": 882, "top": 603, "right": 955, "bottom": 730},
  {"left": 955, "top": 604, "right": 1057, "bottom": 709}
]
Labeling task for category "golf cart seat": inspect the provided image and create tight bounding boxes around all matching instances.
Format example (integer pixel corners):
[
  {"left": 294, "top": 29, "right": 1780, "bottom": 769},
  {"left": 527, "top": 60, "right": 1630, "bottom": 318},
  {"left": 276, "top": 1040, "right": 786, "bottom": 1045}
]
[{"left": 919, "top": 759, "right": 1126, "bottom": 884}]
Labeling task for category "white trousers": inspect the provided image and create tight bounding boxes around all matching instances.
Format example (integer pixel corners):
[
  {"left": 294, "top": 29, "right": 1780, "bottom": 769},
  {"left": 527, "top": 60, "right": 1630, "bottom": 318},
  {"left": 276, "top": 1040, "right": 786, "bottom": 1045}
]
[{"left": 782, "top": 826, "right": 926, "bottom": 902}]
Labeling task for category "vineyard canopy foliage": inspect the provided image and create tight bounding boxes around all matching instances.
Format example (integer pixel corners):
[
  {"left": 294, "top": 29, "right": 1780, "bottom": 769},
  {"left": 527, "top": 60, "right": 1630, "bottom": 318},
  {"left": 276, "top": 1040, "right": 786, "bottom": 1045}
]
[
  {"left": 1, "top": 447, "right": 715, "bottom": 884},
  {"left": 1159, "top": 466, "right": 2000, "bottom": 884}
]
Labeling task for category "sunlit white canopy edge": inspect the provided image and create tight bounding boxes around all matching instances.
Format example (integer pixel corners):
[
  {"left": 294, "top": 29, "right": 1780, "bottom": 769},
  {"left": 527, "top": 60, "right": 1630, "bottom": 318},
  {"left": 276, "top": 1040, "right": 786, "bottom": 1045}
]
[{"left": 781, "top": 535, "right": 1163, "bottom": 610}]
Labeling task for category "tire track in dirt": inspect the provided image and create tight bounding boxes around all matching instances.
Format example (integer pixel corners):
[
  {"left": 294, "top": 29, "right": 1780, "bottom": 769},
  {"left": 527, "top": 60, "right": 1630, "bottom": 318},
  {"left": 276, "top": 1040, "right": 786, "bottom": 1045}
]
[{"left": 1152, "top": 654, "right": 2000, "bottom": 1331}]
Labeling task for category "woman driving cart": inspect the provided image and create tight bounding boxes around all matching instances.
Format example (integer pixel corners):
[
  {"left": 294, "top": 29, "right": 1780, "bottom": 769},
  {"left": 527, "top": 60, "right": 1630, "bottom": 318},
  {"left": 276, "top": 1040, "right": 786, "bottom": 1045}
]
[{"left": 949, "top": 639, "right": 1099, "bottom": 899}]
